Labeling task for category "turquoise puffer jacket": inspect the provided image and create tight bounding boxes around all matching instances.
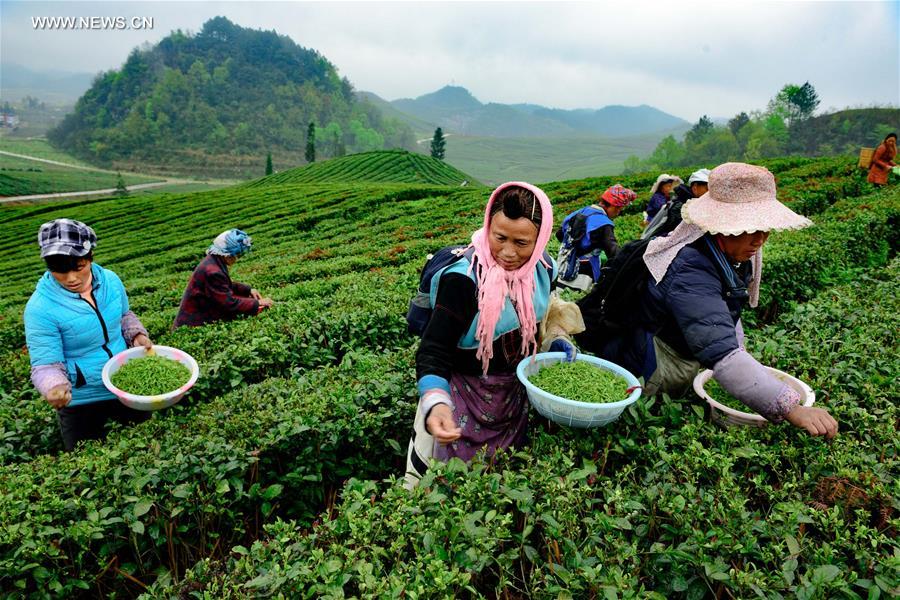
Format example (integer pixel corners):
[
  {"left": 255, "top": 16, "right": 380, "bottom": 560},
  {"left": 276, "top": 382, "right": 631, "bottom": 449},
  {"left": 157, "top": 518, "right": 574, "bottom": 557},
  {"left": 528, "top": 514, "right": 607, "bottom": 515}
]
[{"left": 24, "top": 264, "right": 130, "bottom": 406}]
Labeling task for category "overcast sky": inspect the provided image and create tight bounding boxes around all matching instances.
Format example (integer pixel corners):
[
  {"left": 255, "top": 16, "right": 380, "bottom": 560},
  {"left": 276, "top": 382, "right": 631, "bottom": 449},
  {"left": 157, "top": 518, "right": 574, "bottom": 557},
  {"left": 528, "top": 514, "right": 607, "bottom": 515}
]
[{"left": 1, "top": 1, "right": 898, "bottom": 121}]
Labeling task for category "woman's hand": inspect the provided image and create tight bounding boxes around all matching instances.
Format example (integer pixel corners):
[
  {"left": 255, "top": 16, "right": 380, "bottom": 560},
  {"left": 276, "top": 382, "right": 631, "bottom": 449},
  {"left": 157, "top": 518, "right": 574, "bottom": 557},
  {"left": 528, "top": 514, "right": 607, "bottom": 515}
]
[
  {"left": 132, "top": 334, "right": 153, "bottom": 350},
  {"left": 46, "top": 384, "right": 72, "bottom": 409},
  {"left": 426, "top": 404, "right": 462, "bottom": 444},
  {"left": 258, "top": 298, "right": 274, "bottom": 310},
  {"left": 250, "top": 288, "right": 262, "bottom": 300},
  {"left": 785, "top": 405, "right": 838, "bottom": 439}
]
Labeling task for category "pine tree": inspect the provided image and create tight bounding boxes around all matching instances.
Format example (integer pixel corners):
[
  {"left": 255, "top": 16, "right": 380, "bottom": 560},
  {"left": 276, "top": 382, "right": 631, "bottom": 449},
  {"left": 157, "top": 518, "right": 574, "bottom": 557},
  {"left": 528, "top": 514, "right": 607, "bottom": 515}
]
[
  {"left": 305, "top": 122, "right": 316, "bottom": 163},
  {"left": 265, "top": 152, "right": 273, "bottom": 175},
  {"left": 430, "top": 127, "right": 446, "bottom": 160},
  {"left": 114, "top": 172, "right": 128, "bottom": 197}
]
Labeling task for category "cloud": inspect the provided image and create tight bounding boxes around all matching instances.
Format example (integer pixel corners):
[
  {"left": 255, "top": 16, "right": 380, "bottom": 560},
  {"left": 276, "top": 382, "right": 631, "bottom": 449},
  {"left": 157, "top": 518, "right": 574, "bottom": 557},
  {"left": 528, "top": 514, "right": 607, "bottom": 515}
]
[{"left": 1, "top": 1, "right": 897, "bottom": 120}]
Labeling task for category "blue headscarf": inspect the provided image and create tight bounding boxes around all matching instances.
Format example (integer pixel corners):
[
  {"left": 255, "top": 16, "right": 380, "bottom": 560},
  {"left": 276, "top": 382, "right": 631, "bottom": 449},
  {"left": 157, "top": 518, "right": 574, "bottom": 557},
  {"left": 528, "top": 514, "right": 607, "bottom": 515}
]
[{"left": 207, "top": 229, "right": 252, "bottom": 257}]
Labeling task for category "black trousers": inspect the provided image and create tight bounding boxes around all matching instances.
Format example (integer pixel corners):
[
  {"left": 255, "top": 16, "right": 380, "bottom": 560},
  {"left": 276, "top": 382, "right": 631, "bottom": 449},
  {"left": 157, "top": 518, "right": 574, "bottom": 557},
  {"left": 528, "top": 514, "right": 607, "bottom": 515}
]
[{"left": 57, "top": 400, "right": 150, "bottom": 451}]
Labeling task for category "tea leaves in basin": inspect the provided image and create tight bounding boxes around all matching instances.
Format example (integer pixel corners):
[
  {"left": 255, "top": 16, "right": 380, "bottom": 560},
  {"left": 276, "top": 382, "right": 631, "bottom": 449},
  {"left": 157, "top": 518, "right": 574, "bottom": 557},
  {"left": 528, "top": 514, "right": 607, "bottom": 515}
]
[
  {"left": 110, "top": 355, "right": 191, "bottom": 396},
  {"left": 529, "top": 360, "right": 628, "bottom": 404},
  {"left": 705, "top": 378, "right": 754, "bottom": 412}
]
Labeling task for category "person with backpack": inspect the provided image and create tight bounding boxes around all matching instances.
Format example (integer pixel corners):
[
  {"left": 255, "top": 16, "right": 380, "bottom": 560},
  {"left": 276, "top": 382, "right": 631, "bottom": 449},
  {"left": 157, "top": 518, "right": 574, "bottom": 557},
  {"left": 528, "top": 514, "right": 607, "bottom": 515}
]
[
  {"left": 576, "top": 163, "right": 838, "bottom": 438},
  {"left": 555, "top": 185, "right": 638, "bottom": 291},
  {"left": 172, "top": 229, "right": 274, "bottom": 329},
  {"left": 24, "top": 219, "right": 153, "bottom": 451},
  {"left": 642, "top": 168, "right": 710, "bottom": 240},
  {"left": 406, "top": 182, "right": 565, "bottom": 485}
]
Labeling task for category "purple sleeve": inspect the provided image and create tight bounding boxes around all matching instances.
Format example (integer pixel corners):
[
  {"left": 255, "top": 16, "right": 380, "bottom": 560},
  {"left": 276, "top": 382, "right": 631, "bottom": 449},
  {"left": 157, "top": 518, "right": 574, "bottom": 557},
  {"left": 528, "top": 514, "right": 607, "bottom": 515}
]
[
  {"left": 646, "top": 194, "right": 666, "bottom": 220},
  {"left": 31, "top": 363, "right": 69, "bottom": 397},
  {"left": 121, "top": 310, "right": 149, "bottom": 346},
  {"left": 712, "top": 348, "right": 800, "bottom": 421}
]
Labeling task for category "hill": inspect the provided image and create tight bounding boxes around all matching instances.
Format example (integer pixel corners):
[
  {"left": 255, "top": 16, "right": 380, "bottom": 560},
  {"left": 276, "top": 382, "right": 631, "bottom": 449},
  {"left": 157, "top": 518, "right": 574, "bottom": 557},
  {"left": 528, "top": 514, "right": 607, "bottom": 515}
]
[
  {"left": 385, "top": 85, "right": 690, "bottom": 137},
  {"left": 788, "top": 107, "right": 900, "bottom": 155},
  {"left": 47, "top": 17, "right": 415, "bottom": 177},
  {"left": 250, "top": 149, "right": 478, "bottom": 186},
  {"left": 0, "top": 157, "right": 896, "bottom": 597}
]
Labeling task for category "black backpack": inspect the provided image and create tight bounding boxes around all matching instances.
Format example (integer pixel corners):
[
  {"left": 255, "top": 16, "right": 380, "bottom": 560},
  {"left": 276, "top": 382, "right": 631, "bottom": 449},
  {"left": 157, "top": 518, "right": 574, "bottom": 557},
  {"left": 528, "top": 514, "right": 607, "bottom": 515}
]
[
  {"left": 406, "top": 246, "right": 476, "bottom": 336},
  {"left": 574, "top": 237, "right": 653, "bottom": 355}
]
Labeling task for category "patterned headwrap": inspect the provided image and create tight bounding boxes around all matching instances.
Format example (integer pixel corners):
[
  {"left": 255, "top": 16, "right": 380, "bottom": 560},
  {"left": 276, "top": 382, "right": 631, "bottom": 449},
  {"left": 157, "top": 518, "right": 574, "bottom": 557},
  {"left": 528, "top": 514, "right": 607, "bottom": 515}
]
[
  {"left": 601, "top": 184, "right": 638, "bottom": 208},
  {"left": 207, "top": 229, "right": 252, "bottom": 257}
]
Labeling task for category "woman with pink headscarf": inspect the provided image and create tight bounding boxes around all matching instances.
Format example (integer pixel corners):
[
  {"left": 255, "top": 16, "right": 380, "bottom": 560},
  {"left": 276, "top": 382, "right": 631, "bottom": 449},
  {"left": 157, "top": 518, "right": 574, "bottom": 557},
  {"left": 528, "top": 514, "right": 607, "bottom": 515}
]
[{"left": 411, "top": 182, "right": 559, "bottom": 475}]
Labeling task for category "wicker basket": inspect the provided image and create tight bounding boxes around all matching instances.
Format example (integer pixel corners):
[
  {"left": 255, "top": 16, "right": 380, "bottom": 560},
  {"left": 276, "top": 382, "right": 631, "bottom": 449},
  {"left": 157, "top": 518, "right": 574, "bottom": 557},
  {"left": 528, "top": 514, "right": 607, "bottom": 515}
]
[{"left": 858, "top": 147, "right": 874, "bottom": 169}]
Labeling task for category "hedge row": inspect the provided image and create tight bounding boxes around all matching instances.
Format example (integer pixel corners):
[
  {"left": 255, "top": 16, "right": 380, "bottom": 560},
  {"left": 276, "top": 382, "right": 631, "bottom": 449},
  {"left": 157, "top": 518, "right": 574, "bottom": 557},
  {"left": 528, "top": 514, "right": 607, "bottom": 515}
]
[{"left": 144, "top": 258, "right": 900, "bottom": 599}]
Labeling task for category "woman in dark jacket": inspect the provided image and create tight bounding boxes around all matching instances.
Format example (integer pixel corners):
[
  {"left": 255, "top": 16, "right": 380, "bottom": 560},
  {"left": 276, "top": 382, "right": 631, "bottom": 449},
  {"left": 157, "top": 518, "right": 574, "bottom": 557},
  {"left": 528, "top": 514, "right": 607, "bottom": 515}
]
[
  {"left": 579, "top": 163, "right": 838, "bottom": 438},
  {"left": 173, "top": 229, "right": 273, "bottom": 328},
  {"left": 405, "top": 182, "right": 564, "bottom": 486}
]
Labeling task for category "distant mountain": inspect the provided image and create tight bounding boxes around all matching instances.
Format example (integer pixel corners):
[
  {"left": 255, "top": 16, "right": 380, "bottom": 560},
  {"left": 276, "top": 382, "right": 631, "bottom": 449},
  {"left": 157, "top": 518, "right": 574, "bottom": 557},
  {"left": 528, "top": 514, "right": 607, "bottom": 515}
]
[
  {"left": 375, "top": 85, "right": 690, "bottom": 138},
  {"left": 0, "top": 63, "right": 94, "bottom": 104}
]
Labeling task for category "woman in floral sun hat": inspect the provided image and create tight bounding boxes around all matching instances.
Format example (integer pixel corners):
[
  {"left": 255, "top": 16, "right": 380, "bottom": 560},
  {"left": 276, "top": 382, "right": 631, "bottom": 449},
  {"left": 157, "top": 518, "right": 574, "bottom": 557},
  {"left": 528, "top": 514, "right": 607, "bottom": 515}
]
[{"left": 578, "top": 163, "right": 838, "bottom": 438}]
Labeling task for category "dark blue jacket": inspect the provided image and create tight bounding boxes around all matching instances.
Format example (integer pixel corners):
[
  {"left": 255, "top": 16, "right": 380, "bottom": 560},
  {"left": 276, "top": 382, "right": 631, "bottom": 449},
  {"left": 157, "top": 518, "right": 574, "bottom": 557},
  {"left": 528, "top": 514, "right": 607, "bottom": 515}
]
[
  {"left": 646, "top": 192, "right": 669, "bottom": 221},
  {"left": 557, "top": 206, "right": 615, "bottom": 280},
  {"left": 600, "top": 237, "right": 750, "bottom": 379}
]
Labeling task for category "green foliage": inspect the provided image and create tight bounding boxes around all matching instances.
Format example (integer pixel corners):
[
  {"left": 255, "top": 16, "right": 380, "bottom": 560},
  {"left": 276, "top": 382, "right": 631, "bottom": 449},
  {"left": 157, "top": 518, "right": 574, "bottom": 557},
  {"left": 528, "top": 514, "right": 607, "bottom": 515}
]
[
  {"left": 529, "top": 361, "right": 627, "bottom": 404},
  {"left": 305, "top": 122, "right": 316, "bottom": 163},
  {"left": 431, "top": 127, "right": 446, "bottom": 160},
  {"left": 114, "top": 171, "right": 128, "bottom": 196},
  {"left": 148, "top": 252, "right": 900, "bottom": 596},
  {"left": 46, "top": 17, "right": 415, "bottom": 174},
  {"left": 0, "top": 157, "right": 896, "bottom": 598},
  {"left": 264, "top": 153, "right": 272, "bottom": 176},
  {"left": 250, "top": 149, "right": 477, "bottom": 186},
  {"left": 110, "top": 356, "right": 191, "bottom": 396}
]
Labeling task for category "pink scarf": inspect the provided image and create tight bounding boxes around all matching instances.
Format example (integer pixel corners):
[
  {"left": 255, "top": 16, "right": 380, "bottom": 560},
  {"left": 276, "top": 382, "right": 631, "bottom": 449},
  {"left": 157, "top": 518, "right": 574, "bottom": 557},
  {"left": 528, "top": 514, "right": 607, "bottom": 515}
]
[{"left": 468, "top": 182, "right": 554, "bottom": 373}]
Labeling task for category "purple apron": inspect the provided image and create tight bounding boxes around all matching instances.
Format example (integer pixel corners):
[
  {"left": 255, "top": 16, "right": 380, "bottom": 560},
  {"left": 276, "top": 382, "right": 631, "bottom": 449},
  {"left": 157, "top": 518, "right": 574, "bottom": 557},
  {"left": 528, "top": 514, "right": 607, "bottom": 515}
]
[{"left": 433, "top": 370, "right": 529, "bottom": 463}]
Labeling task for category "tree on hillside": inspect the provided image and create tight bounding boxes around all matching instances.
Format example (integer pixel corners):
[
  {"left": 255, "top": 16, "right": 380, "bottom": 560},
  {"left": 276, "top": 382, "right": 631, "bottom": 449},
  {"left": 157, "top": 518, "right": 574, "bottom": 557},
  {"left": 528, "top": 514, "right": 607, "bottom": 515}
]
[
  {"left": 728, "top": 112, "right": 750, "bottom": 136},
  {"left": 265, "top": 152, "right": 273, "bottom": 175},
  {"left": 685, "top": 116, "right": 715, "bottom": 147},
  {"left": 114, "top": 172, "right": 128, "bottom": 197},
  {"left": 769, "top": 82, "right": 820, "bottom": 128},
  {"left": 305, "top": 122, "right": 316, "bottom": 163},
  {"left": 430, "top": 127, "right": 446, "bottom": 160}
]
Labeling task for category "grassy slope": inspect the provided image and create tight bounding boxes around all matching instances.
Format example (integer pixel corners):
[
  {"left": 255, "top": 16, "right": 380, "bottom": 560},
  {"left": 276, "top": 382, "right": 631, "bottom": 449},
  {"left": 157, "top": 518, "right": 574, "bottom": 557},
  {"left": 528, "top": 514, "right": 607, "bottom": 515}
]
[
  {"left": 251, "top": 149, "right": 478, "bottom": 187},
  {"left": 0, "top": 138, "right": 162, "bottom": 196}
]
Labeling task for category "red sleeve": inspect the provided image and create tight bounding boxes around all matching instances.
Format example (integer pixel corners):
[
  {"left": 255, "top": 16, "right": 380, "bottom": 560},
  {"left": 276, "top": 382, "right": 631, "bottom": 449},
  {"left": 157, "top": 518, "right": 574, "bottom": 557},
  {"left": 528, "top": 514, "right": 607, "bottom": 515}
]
[
  {"left": 207, "top": 271, "right": 259, "bottom": 315},
  {"left": 872, "top": 145, "right": 892, "bottom": 169},
  {"left": 231, "top": 281, "right": 252, "bottom": 297}
]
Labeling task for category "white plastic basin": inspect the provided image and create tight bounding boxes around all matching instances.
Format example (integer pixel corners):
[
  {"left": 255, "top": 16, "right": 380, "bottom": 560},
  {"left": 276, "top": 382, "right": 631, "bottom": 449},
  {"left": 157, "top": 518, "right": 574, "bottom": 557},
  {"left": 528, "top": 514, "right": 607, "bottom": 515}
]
[
  {"left": 693, "top": 367, "right": 815, "bottom": 428},
  {"left": 102, "top": 345, "right": 199, "bottom": 411},
  {"left": 517, "top": 352, "right": 641, "bottom": 428}
]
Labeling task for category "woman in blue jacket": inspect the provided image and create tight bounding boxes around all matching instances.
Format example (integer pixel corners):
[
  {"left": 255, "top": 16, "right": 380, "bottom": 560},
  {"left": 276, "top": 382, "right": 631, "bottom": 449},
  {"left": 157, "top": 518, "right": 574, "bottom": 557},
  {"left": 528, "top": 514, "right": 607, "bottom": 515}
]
[{"left": 24, "top": 219, "right": 153, "bottom": 451}]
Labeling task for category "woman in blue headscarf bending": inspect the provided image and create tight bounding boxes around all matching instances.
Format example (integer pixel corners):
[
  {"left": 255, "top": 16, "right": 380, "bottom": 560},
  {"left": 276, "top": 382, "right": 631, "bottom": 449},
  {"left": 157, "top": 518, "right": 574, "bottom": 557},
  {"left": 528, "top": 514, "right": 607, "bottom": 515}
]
[{"left": 173, "top": 229, "right": 274, "bottom": 328}]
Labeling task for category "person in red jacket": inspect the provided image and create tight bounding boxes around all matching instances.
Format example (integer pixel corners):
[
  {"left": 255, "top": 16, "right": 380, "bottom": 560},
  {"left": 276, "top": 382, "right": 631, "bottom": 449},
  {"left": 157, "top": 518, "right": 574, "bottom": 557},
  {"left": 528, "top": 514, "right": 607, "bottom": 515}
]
[
  {"left": 867, "top": 132, "right": 897, "bottom": 186},
  {"left": 173, "top": 229, "right": 273, "bottom": 328}
]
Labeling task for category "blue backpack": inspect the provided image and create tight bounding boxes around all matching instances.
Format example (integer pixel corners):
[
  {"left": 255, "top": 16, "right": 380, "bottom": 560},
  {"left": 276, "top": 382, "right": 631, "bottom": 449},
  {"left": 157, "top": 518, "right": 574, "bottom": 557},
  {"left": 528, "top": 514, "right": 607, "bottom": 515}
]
[{"left": 406, "top": 246, "right": 477, "bottom": 336}]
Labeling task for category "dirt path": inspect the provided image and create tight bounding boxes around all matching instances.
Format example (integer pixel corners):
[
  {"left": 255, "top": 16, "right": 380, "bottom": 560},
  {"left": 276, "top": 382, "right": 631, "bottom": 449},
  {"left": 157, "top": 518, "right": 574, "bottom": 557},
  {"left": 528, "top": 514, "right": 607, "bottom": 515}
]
[
  {"left": 0, "top": 181, "right": 175, "bottom": 203},
  {"left": 0, "top": 150, "right": 233, "bottom": 203}
]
